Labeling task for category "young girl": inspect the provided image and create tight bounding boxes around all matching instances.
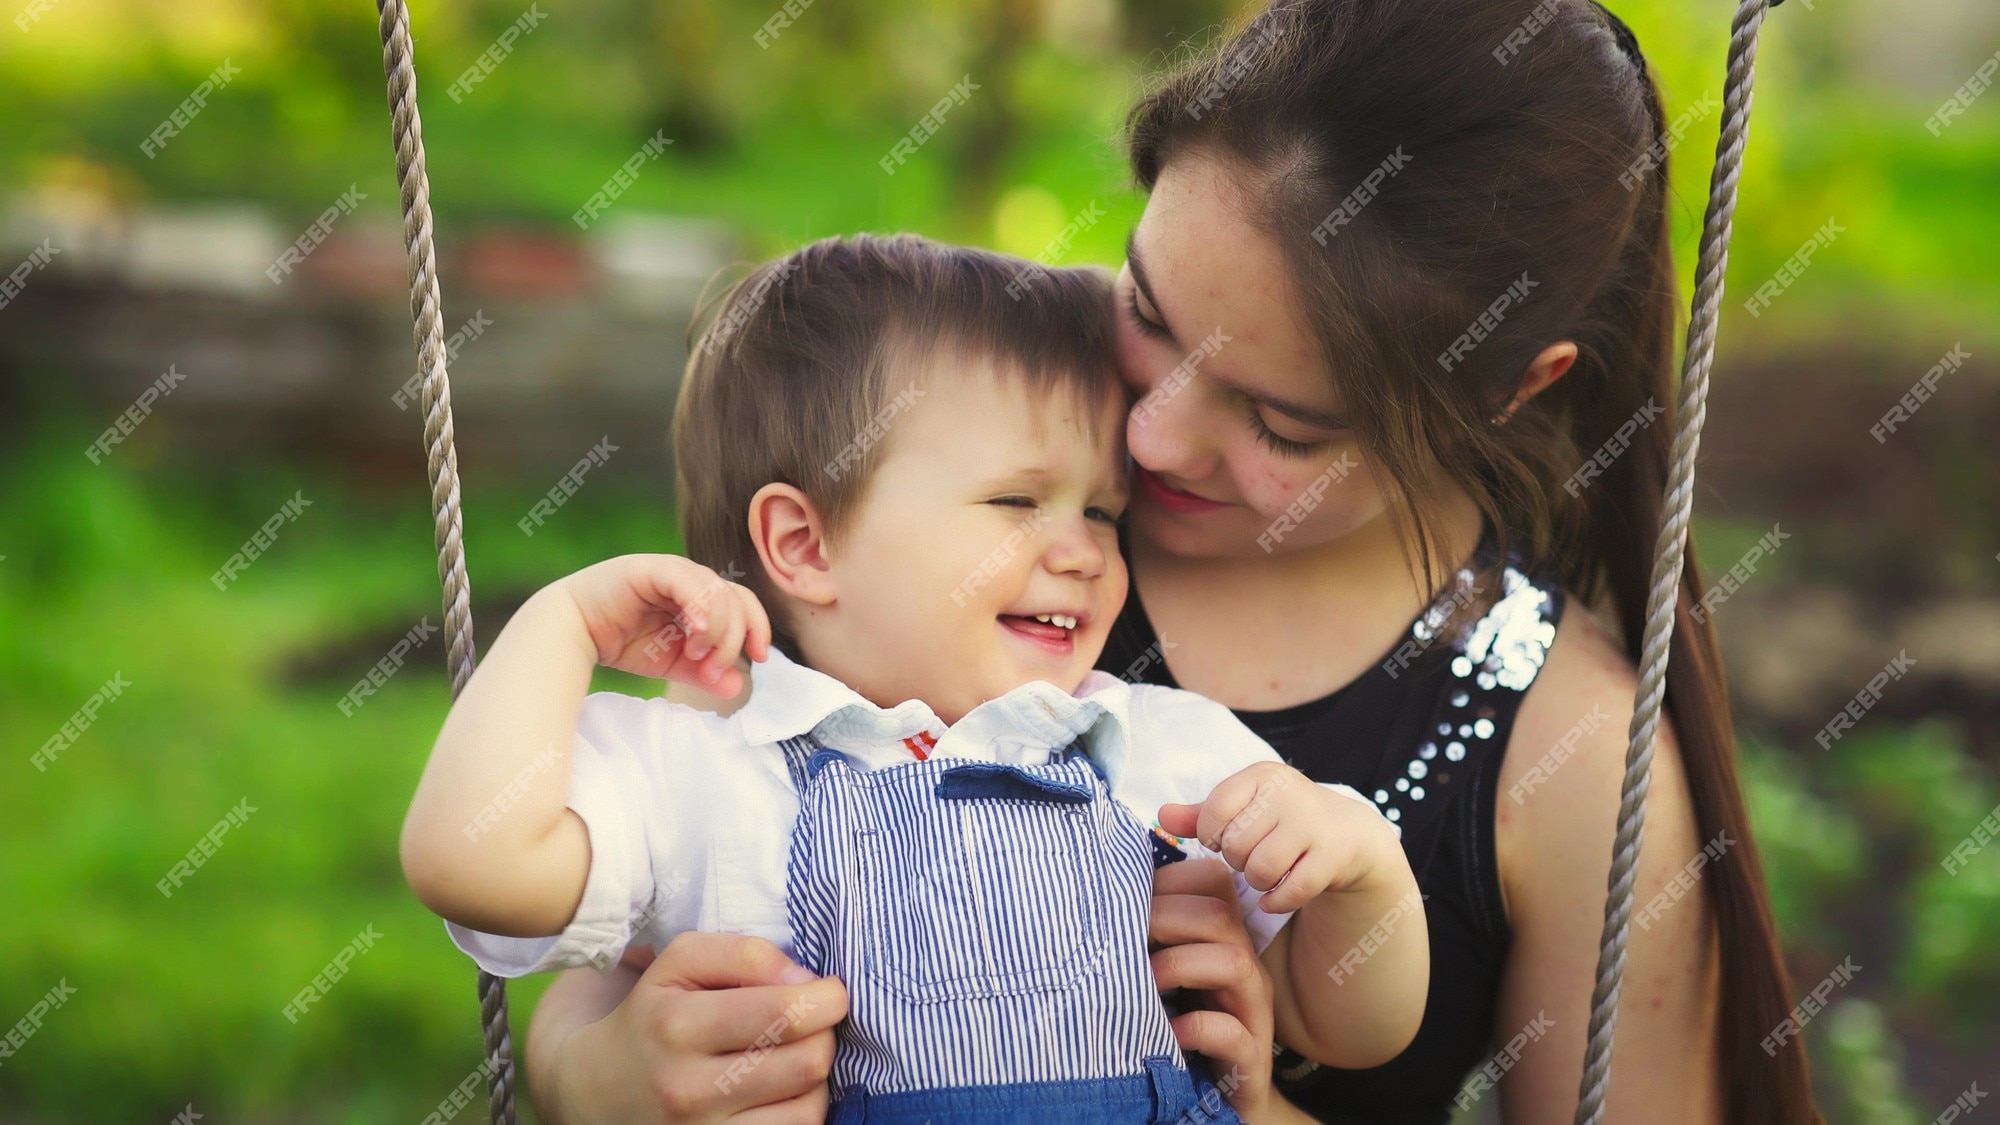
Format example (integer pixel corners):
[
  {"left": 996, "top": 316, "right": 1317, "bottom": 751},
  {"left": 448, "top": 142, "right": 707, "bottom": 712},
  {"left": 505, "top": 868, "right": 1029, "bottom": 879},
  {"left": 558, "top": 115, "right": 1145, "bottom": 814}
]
[{"left": 526, "top": 1, "right": 1819, "bottom": 1121}]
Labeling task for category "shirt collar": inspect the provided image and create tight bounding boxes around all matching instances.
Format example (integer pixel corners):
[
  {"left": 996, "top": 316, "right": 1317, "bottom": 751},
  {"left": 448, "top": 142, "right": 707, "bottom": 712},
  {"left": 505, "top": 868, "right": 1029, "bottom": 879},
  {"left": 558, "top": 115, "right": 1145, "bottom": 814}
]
[{"left": 733, "top": 646, "right": 1138, "bottom": 784}]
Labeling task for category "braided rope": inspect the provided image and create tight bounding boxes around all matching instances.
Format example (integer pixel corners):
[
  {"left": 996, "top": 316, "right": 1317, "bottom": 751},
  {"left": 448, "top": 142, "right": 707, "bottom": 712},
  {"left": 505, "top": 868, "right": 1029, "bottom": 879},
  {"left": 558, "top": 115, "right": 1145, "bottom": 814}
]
[
  {"left": 373, "top": 3, "right": 516, "bottom": 1122},
  {"left": 1573, "top": 0, "right": 1772, "bottom": 1121}
]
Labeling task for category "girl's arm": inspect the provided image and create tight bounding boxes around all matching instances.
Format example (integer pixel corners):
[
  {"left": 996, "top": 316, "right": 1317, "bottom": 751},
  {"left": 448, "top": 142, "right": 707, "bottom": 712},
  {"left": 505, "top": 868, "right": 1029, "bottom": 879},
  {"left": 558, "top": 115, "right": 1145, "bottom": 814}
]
[
  {"left": 400, "top": 554, "right": 769, "bottom": 939},
  {"left": 1489, "top": 612, "right": 1722, "bottom": 1123}
]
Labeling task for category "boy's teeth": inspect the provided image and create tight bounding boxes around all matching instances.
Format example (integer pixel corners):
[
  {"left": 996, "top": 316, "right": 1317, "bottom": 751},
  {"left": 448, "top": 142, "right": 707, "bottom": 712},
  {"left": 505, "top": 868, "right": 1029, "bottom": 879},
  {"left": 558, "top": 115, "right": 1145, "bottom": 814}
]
[{"left": 1029, "top": 613, "right": 1077, "bottom": 629}]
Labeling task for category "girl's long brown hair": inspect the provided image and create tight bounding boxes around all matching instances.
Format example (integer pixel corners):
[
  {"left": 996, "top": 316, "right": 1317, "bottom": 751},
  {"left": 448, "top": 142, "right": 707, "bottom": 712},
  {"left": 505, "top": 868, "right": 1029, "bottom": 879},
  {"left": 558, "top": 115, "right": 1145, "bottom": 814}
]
[{"left": 1126, "top": 1, "right": 1817, "bottom": 1119}]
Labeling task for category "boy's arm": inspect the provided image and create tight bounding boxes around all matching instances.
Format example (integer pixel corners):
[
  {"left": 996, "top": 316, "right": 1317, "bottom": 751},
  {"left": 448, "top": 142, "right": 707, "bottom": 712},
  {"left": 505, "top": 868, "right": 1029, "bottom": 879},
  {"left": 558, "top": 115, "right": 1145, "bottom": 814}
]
[
  {"left": 1259, "top": 803, "right": 1428, "bottom": 1070},
  {"left": 400, "top": 584, "right": 600, "bottom": 938}
]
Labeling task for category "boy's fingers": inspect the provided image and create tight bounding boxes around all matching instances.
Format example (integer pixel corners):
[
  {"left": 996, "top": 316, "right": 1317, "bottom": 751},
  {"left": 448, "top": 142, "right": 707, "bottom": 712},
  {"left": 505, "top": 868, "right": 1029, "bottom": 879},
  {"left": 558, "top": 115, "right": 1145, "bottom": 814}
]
[
  {"left": 1157, "top": 803, "right": 1201, "bottom": 839},
  {"left": 1242, "top": 823, "right": 1307, "bottom": 892},
  {"left": 734, "top": 583, "right": 773, "bottom": 662}
]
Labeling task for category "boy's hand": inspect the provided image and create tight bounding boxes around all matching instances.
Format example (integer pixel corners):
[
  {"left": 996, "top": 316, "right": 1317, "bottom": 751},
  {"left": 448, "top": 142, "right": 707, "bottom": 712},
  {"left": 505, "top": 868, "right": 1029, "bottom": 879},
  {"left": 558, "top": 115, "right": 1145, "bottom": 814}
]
[
  {"left": 1159, "top": 762, "right": 1397, "bottom": 916},
  {"left": 559, "top": 554, "right": 772, "bottom": 697}
]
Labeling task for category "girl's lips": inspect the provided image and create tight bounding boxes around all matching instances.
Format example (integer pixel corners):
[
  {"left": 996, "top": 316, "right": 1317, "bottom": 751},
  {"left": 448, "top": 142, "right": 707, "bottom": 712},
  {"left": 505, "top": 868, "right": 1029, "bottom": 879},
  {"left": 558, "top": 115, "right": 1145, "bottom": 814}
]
[{"left": 1134, "top": 465, "right": 1231, "bottom": 513}]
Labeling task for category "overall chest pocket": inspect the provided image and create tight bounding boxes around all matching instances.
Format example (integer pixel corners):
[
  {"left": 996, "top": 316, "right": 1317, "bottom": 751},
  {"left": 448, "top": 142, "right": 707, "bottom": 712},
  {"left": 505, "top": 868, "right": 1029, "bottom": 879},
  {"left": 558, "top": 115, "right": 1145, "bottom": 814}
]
[{"left": 856, "top": 762, "right": 1111, "bottom": 1004}]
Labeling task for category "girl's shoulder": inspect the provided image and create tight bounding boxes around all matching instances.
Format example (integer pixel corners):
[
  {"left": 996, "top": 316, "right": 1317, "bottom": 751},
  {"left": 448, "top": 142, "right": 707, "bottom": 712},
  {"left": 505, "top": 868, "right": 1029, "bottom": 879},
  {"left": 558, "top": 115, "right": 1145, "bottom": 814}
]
[{"left": 1494, "top": 595, "right": 1700, "bottom": 913}]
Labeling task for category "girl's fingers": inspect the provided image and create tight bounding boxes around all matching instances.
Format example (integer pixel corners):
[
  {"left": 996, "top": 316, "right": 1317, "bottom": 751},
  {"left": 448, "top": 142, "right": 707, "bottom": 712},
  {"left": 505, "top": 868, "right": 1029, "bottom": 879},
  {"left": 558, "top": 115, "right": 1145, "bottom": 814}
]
[
  {"left": 703, "top": 1028, "right": 838, "bottom": 1117},
  {"left": 1154, "top": 856, "right": 1241, "bottom": 904},
  {"left": 1149, "top": 890, "right": 1243, "bottom": 950},
  {"left": 737, "top": 584, "right": 774, "bottom": 662},
  {"left": 1157, "top": 803, "right": 1202, "bottom": 839},
  {"left": 1168, "top": 1007, "right": 1260, "bottom": 1084}
]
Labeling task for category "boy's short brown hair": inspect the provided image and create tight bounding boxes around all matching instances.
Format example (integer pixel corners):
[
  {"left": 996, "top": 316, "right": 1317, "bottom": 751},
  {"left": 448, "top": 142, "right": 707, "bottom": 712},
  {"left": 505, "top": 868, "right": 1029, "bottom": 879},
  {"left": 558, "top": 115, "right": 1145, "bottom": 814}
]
[{"left": 672, "top": 232, "right": 1121, "bottom": 660}]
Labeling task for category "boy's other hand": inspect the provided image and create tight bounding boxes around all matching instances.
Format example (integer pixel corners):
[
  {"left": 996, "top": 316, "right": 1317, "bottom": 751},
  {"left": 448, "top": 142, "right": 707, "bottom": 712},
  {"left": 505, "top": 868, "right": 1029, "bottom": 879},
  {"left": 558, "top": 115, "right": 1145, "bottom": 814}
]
[
  {"left": 559, "top": 554, "right": 772, "bottom": 698},
  {"left": 1159, "top": 762, "right": 1397, "bottom": 916}
]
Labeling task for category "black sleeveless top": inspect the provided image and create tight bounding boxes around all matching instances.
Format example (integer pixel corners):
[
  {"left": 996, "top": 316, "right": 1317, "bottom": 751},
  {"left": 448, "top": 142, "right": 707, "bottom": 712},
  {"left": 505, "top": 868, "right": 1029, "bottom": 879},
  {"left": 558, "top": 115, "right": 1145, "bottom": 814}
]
[{"left": 1098, "top": 521, "right": 1568, "bottom": 1124}]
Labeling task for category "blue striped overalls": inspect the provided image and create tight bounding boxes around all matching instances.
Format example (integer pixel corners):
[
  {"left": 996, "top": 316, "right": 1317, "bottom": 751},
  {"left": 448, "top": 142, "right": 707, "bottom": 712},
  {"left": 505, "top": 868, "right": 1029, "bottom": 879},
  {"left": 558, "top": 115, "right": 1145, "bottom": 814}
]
[{"left": 781, "top": 735, "right": 1245, "bottom": 1125}]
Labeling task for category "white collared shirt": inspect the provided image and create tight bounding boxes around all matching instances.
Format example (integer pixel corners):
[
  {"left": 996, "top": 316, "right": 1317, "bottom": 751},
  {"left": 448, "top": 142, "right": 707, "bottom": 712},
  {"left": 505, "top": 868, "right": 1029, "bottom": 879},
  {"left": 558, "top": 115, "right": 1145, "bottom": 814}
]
[{"left": 448, "top": 646, "right": 1373, "bottom": 977}]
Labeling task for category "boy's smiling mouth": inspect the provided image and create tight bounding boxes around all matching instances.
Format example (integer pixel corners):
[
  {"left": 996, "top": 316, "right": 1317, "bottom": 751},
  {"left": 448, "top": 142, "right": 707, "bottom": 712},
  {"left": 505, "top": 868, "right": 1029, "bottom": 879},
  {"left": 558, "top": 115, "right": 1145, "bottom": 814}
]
[{"left": 997, "top": 610, "right": 1087, "bottom": 654}]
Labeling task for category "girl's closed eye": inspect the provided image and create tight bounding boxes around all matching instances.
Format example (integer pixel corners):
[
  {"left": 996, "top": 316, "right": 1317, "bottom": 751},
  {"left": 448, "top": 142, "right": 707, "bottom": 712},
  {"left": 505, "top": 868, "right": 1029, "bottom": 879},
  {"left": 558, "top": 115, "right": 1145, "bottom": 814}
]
[{"left": 1124, "top": 287, "right": 1173, "bottom": 342}]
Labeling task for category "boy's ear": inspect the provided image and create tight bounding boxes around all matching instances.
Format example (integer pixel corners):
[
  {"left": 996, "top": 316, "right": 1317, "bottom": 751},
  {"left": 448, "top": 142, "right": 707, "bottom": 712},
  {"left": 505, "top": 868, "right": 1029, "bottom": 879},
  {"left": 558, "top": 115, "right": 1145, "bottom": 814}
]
[{"left": 748, "top": 483, "right": 837, "bottom": 607}]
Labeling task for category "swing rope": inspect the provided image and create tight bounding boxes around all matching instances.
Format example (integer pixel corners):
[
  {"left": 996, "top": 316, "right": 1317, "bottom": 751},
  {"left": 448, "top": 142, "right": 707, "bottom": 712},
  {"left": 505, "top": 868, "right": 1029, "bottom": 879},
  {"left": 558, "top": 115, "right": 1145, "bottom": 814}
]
[
  {"left": 1574, "top": 0, "right": 1777, "bottom": 1120},
  {"left": 366, "top": 1, "right": 1779, "bottom": 1122},
  {"left": 373, "top": 2, "right": 515, "bottom": 1123}
]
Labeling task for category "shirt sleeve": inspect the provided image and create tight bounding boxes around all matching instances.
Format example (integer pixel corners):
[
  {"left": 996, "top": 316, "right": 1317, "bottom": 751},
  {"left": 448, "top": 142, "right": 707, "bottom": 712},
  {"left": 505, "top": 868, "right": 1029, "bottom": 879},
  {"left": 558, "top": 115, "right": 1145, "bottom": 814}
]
[{"left": 444, "top": 692, "right": 697, "bottom": 977}]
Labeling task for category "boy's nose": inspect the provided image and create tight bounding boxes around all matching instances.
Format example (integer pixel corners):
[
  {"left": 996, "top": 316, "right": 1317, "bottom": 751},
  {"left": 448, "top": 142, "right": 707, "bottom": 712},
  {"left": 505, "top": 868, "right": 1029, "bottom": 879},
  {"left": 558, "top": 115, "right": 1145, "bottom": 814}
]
[{"left": 1042, "top": 518, "right": 1108, "bottom": 579}]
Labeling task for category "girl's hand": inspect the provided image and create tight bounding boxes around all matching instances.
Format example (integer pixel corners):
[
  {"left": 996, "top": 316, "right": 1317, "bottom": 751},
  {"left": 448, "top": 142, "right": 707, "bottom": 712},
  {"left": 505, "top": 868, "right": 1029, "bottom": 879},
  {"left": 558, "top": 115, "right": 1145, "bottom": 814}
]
[
  {"left": 559, "top": 554, "right": 772, "bottom": 698},
  {"left": 1161, "top": 762, "right": 1396, "bottom": 915},
  {"left": 534, "top": 933, "right": 849, "bottom": 1124},
  {"left": 1149, "top": 857, "right": 1278, "bottom": 1123}
]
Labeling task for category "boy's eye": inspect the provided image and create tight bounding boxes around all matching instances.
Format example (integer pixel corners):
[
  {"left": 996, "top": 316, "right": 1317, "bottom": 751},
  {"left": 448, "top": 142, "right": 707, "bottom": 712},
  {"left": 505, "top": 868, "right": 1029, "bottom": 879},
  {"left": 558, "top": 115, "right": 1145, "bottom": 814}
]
[
  {"left": 1086, "top": 506, "right": 1123, "bottom": 524},
  {"left": 989, "top": 496, "right": 1036, "bottom": 508}
]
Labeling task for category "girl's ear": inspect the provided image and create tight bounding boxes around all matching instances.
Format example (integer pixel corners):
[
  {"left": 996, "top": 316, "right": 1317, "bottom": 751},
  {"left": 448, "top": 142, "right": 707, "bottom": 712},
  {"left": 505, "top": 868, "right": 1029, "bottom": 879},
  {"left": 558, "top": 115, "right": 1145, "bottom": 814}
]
[
  {"left": 747, "top": 483, "right": 837, "bottom": 607},
  {"left": 1495, "top": 341, "right": 1579, "bottom": 422}
]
